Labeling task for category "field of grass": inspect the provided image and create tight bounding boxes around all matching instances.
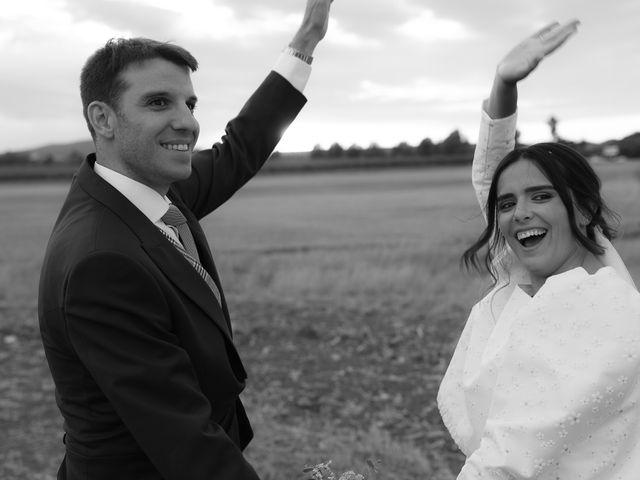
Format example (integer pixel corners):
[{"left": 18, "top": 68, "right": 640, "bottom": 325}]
[{"left": 1, "top": 162, "right": 639, "bottom": 479}]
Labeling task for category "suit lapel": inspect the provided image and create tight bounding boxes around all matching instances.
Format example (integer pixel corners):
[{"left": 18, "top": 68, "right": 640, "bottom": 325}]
[
  {"left": 168, "top": 196, "right": 234, "bottom": 336},
  {"left": 141, "top": 240, "right": 232, "bottom": 340},
  {"left": 75, "top": 157, "right": 233, "bottom": 342}
]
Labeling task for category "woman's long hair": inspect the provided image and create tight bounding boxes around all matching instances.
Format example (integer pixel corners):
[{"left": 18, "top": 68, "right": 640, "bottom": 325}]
[{"left": 462, "top": 142, "right": 619, "bottom": 283}]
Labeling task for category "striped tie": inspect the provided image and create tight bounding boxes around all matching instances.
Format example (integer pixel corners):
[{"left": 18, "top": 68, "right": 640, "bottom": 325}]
[
  {"left": 160, "top": 205, "right": 222, "bottom": 305},
  {"left": 162, "top": 205, "right": 200, "bottom": 262}
]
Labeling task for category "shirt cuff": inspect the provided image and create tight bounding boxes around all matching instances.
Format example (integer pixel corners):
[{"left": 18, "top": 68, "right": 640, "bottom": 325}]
[
  {"left": 479, "top": 108, "right": 518, "bottom": 145},
  {"left": 273, "top": 51, "right": 312, "bottom": 94}
]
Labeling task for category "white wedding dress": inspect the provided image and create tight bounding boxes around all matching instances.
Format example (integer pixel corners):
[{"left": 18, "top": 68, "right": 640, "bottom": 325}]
[{"left": 437, "top": 110, "right": 640, "bottom": 479}]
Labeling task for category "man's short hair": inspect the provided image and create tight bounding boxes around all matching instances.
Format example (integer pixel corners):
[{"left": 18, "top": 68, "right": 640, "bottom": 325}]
[{"left": 80, "top": 38, "right": 199, "bottom": 138}]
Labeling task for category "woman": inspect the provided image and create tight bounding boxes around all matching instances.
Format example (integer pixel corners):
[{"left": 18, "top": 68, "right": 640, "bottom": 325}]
[{"left": 437, "top": 22, "right": 640, "bottom": 479}]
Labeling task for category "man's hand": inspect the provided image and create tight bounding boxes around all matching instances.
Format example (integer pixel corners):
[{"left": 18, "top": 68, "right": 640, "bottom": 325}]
[
  {"left": 496, "top": 20, "right": 580, "bottom": 85},
  {"left": 289, "top": 0, "right": 333, "bottom": 56}
]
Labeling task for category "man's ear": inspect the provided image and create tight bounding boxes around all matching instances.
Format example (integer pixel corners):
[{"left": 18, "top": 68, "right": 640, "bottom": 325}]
[{"left": 87, "top": 101, "right": 117, "bottom": 140}]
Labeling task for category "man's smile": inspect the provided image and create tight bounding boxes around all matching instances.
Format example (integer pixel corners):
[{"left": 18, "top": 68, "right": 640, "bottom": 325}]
[{"left": 160, "top": 143, "right": 191, "bottom": 151}]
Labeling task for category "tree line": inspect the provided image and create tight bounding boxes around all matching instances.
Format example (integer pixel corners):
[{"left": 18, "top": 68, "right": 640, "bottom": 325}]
[
  {"left": 2, "top": 122, "right": 640, "bottom": 167},
  {"left": 309, "top": 130, "right": 474, "bottom": 159}
]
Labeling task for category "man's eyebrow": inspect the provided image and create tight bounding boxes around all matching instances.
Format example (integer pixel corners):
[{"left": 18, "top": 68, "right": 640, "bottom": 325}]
[
  {"left": 139, "top": 91, "right": 198, "bottom": 104},
  {"left": 497, "top": 185, "right": 555, "bottom": 202},
  {"left": 140, "top": 90, "right": 170, "bottom": 100}
]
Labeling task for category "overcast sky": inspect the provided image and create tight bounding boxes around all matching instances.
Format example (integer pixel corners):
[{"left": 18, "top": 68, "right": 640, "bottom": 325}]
[{"left": 1, "top": 0, "right": 639, "bottom": 153}]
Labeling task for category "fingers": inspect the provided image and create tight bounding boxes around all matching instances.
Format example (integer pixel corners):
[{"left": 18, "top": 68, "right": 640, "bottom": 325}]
[
  {"left": 540, "top": 19, "right": 580, "bottom": 55},
  {"left": 536, "top": 20, "right": 579, "bottom": 43},
  {"left": 548, "top": 19, "right": 580, "bottom": 42},
  {"left": 532, "top": 21, "right": 561, "bottom": 39}
]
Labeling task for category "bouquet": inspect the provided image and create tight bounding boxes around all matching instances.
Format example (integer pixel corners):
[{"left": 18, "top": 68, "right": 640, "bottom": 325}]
[{"left": 303, "top": 459, "right": 380, "bottom": 480}]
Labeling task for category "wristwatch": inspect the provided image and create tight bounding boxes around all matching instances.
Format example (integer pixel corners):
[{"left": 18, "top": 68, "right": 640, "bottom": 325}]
[{"left": 283, "top": 46, "right": 313, "bottom": 65}]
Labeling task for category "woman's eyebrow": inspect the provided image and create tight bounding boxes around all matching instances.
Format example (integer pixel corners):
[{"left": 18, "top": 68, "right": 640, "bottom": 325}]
[
  {"left": 525, "top": 184, "right": 554, "bottom": 193},
  {"left": 497, "top": 184, "right": 555, "bottom": 202}
]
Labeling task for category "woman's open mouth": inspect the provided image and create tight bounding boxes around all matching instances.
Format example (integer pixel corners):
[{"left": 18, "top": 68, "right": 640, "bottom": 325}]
[{"left": 516, "top": 228, "right": 548, "bottom": 248}]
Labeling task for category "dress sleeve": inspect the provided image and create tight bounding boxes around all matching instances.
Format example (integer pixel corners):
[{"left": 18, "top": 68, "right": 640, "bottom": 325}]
[
  {"left": 471, "top": 107, "right": 523, "bottom": 283},
  {"left": 457, "top": 269, "right": 640, "bottom": 479},
  {"left": 472, "top": 109, "right": 517, "bottom": 219}
]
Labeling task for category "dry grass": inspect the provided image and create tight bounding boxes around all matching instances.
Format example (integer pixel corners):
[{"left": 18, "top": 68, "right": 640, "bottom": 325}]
[{"left": 1, "top": 162, "right": 639, "bottom": 479}]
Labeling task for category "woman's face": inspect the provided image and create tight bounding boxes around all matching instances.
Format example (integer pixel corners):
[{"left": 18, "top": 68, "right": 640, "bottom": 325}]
[{"left": 496, "top": 158, "right": 587, "bottom": 285}]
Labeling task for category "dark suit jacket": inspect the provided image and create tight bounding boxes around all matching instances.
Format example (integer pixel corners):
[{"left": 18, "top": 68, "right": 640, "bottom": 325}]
[{"left": 38, "top": 72, "right": 306, "bottom": 480}]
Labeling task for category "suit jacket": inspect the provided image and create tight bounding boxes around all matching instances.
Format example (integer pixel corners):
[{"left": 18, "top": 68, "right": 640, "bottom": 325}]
[{"left": 38, "top": 72, "right": 306, "bottom": 480}]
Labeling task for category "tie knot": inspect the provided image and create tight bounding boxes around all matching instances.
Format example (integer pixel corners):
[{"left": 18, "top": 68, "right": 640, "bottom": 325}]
[{"left": 162, "top": 205, "right": 187, "bottom": 227}]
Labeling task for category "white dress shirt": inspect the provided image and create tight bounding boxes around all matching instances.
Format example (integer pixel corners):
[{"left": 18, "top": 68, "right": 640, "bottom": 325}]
[{"left": 93, "top": 163, "right": 178, "bottom": 241}]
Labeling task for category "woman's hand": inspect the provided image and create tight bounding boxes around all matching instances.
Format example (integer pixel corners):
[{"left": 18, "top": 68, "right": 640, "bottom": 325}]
[
  {"left": 486, "top": 20, "right": 580, "bottom": 119},
  {"left": 497, "top": 20, "right": 580, "bottom": 85}
]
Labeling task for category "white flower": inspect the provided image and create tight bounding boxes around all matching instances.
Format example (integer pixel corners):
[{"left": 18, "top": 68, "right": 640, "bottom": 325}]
[
  {"left": 568, "top": 412, "right": 581, "bottom": 425},
  {"left": 339, "top": 472, "right": 364, "bottom": 480}
]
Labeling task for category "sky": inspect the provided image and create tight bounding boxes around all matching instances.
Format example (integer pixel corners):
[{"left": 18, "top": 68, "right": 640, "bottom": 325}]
[{"left": 1, "top": 0, "right": 639, "bottom": 154}]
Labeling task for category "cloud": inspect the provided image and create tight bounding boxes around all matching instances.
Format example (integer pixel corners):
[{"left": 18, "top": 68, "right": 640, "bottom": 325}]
[
  {"left": 62, "top": 0, "right": 302, "bottom": 44},
  {"left": 64, "top": 0, "right": 174, "bottom": 37},
  {"left": 351, "top": 78, "right": 484, "bottom": 106},
  {"left": 396, "top": 10, "right": 473, "bottom": 42},
  {"left": 325, "top": 19, "right": 382, "bottom": 48},
  {"left": 0, "top": 2, "right": 117, "bottom": 123},
  {"left": 1, "top": 0, "right": 638, "bottom": 154},
  {"left": 170, "top": 3, "right": 301, "bottom": 43},
  {"left": 2, "top": 0, "right": 115, "bottom": 43}
]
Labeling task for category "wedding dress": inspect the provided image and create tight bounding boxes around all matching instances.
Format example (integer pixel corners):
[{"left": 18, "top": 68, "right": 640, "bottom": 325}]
[{"left": 437, "top": 110, "right": 640, "bottom": 479}]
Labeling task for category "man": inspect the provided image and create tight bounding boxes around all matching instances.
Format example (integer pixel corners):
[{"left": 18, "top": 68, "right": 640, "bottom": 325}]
[{"left": 38, "top": 1, "right": 333, "bottom": 478}]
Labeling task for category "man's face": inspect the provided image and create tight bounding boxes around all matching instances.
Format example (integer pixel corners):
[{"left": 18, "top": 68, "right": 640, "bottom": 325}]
[{"left": 111, "top": 58, "right": 200, "bottom": 194}]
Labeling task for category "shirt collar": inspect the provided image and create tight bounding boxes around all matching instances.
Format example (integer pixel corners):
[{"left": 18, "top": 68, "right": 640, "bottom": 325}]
[{"left": 93, "top": 162, "right": 170, "bottom": 222}]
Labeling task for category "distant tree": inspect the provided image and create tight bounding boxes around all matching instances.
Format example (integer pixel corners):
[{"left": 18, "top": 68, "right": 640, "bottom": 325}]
[
  {"left": 547, "top": 116, "right": 559, "bottom": 142},
  {"left": 310, "top": 144, "right": 326, "bottom": 158},
  {"left": 618, "top": 132, "right": 640, "bottom": 158},
  {"left": 345, "top": 144, "right": 363, "bottom": 158},
  {"left": 327, "top": 142, "right": 344, "bottom": 158},
  {"left": 362, "top": 142, "right": 387, "bottom": 157},
  {"left": 0, "top": 151, "right": 31, "bottom": 165},
  {"left": 391, "top": 141, "right": 414, "bottom": 157},
  {"left": 438, "top": 129, "right": 472, "bottom": 155},
  {"left": 363, "top": 142, "right": 386, "bottom": 158},
  {"left": 416, "top": 137, "right": 435, "bottom": 156}
]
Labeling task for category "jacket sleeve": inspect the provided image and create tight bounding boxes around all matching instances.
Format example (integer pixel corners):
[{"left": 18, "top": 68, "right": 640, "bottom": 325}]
[
  {"left": 173, "top": 71, "right": 307, "bottom": 218},
  {"left": 63, "top": 251, "right": 259, "bottom": 480}
]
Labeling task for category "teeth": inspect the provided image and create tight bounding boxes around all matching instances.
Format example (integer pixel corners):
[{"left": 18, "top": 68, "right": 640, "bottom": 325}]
[
  {"left": 516, "top": 228, "right": 547, "bottom": 241},
  {"left": 161, "top": 143, "right": 189, "bottom": 151}
]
